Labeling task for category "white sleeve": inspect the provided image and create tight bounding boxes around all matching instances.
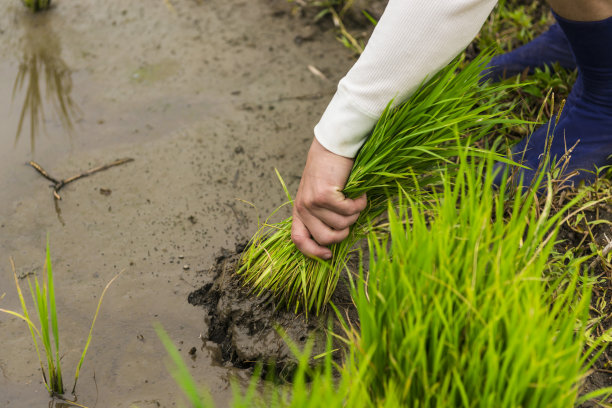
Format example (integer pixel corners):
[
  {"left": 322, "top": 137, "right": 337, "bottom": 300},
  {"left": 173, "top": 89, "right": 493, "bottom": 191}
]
[{"left": 314, "top": 0, "right": 498, "bottom": 158}]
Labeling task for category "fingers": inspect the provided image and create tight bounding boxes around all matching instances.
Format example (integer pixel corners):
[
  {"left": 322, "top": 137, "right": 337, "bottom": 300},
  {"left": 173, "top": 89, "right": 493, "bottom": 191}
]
[
  {"left": 291, "top": 215, "right": 333, "bottom": 260},
  {"left": 296, "top": 197, "right": 361, "bottom": 231},
  {"left": 294, "top": 192, "right": 366, "bottom": 243},
  {"left": 309, "top": 188, "right": 368, "bottom": 217},
  {"left": 294, "top": 201, "right": 351, "bottom": 243},
  {"left": 291, "top": 193, "right": 364, "bottom": 259},
  {"left": 353, "top": 193, "right": 368, "bottom": 212},
  {"left": 328, "top": 192, "right": 368, "bottom": 216},
  {"left": 290, "top": 138, "right": 368, "bottom": 258},
  {"left": 313, "top": 209, "right": 360, "bottom": 231}
]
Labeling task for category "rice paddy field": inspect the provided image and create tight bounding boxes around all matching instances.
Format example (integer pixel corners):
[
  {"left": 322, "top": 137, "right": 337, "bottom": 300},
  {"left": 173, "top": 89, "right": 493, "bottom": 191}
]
[{"left": 0, "top": 0, "right": 611, "bottom": 407}]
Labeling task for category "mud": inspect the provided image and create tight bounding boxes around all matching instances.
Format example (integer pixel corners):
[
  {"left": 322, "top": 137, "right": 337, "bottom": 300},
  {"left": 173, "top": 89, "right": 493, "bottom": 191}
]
[
  {"left": 556, "top": 198, "right": 612, "bottom": 406},
  {"left": 0, "top": 0, "right": 356, "bottom": 406},
  {"left": 187, "top": 245, "right": 358, "bottom": 378}
]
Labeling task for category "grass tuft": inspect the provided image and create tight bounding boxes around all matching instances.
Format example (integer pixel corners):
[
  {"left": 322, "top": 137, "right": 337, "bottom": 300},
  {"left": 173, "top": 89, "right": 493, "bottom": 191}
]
[
  {"left": 348, "top": 155, "right": 610, "bottom": 406},
  {"left": 0, "top": 240, "right": 121, "bottom": 399}
]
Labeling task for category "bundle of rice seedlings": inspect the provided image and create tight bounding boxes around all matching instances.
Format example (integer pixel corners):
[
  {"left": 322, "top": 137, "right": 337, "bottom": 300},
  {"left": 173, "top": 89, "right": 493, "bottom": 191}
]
[{"left": 238, "top": 54, "right": 518, "bottom": 314}]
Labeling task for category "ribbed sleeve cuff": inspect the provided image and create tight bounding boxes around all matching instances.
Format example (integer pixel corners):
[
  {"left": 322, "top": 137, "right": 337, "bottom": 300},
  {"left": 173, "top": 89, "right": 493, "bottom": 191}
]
[{"left": 313, "top": 89, "right": 379, "bottom": 158}]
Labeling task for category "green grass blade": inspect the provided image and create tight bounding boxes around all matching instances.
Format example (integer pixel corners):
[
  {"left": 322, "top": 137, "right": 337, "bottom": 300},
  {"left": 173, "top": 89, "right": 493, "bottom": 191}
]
[
  {"left": 72, "top": 270, "right": 123, "bottom": 394},
  {"left": 238, "top": 52, "right": 528, "bottom": 314},
  {"left": 154, "top": 323, "right": 214, "bottom": 408},
  {"left": 45, "top": 239, "right": 63, "bottom": 393},
  {"left": 274, "top": 168, "right": 292, "bottom": 202},
  {"left": 31, "top": 273, "right": 57, "bottom": 392},
  {"left": 3, "top": 258, "right": 50, "bottom": 392},
  {"left": 0, "top": 308, "right": 44, "bottom": 341}
]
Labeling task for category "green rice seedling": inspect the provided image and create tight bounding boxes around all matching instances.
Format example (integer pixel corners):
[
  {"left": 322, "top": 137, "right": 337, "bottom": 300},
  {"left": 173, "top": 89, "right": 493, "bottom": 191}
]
[
  {"left": 163, "top": 157, "right": 611, "bottom": 407},
  {"left": 0, "top": 242, "right": 121, "bottom": 398},
  {"left": 231, "top": 340, "right": 377, "bottom": 407},
  {"left": 238, "top": 54, "right": 520, "bottom": 315},
  {"left": 21, "top": 0, "right": 51, "bottom": 11},
  {"left": 154, "top": 324, "right": 214, "bottom": 408},
  {"left": 158, "top": 321, "right": 374, "bottom": 408},
  {"left": 349, "top": 155, "right": 611, "bottom": 406}
]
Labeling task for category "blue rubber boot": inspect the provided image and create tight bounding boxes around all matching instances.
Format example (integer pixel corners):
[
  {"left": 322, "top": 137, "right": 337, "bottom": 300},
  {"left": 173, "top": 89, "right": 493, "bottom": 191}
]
[
  {"left": 482, "top": 23, "right": 576, "bottom": 82},
  {"left": 495, "top": 12, "right": 612, "bottom": 189}
]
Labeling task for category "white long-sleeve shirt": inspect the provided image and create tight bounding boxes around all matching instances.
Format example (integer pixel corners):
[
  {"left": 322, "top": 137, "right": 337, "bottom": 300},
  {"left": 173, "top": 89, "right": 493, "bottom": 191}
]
[{"left": 314, "top": 0, "right": 498, "bottom": 158}]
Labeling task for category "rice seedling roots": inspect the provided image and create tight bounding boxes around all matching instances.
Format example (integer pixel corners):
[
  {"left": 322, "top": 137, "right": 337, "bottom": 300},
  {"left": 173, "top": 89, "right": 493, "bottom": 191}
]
[{"left": 187, "top": 246, "right": 358, "bottom": 376}]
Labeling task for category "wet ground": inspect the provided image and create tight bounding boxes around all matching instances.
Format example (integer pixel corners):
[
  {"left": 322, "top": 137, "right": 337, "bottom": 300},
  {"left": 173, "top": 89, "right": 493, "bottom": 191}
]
[
  {"left": 186, "top": 247, "right": 359, "bottom": 378},
  {"left": 0, "top": 1, "right": 354, "bottom": 406}
]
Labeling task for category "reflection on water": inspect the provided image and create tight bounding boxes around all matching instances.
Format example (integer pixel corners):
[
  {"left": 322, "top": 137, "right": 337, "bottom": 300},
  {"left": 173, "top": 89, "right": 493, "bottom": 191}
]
[
  {"left": 12, "top": 15, "right": 78, "bottom": 152},
  {"left": 23, "top": 0, "right": 52, "bottom": 12}
]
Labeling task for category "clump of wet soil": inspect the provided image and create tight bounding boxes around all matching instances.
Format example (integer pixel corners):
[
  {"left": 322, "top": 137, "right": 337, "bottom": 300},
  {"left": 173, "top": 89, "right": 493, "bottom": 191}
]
[
  {"left": 555, "top": 195, "right": 612, "bottom": 406},
  {"left": 188, "top": 244, "right": 358, "bottom": 376}
]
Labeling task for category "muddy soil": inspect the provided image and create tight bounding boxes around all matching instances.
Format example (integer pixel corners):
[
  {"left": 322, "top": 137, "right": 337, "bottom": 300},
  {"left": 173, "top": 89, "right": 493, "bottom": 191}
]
[
  {"left": 187, "top": 246, "right": 358, "bottom": 379},
  {"left": 556, "top": 198, "right": 612, "bottom": 406},
  {"left": 0, "top": 0, "right": 357, "bottom": 406}
]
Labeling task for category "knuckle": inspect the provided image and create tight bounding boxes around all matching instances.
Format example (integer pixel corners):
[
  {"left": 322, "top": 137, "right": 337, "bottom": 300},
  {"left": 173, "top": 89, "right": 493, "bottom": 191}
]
[
  {"left": 349, "top": 202, "right": 364, "bottom": 215},
  {"left": 291, "top": 231, "right": 305, "bottom": 246},
  {"left": 316, "top": 238, "right": 333, "bottom": 247},
  {"left": 294, "top": 199, "right": 309, "bottom": 215},
  {"left": 294, "top": 200, "right": 304, "bottom": 213},
  {"left": 333, "top": 218, "right": 352, "bottom": 231},
  {"left": 315, "top": 229, "right": 347, "bottom": 246},
  {"left": 311, "top": 185, "right": 334, "bottom": 207},
  {"left": 313, "top": 231, "right": 332, "bottom": 246},
  {"left": 302, "top": 194, "right": 318, "bottom": 210},
  {"left": 355, "top": 195, "right": 368, "bottom": 211},
  {"left": 342, "top": 221, "right": 354, "bottom": 231},
  {"left": 310, "top": 194, "right": 326, "bottom": 208},
  {"left": 331, "top": 214, "right": 358, "bottom": 230},
  {"left": 338, "top": 228, "right": 350, "bottom": 241}
]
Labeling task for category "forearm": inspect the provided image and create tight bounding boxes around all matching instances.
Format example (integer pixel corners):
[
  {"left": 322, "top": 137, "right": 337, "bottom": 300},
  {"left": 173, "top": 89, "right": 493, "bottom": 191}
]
[{"left": 315, "top": 0, "right": 498, "bottom": 158}]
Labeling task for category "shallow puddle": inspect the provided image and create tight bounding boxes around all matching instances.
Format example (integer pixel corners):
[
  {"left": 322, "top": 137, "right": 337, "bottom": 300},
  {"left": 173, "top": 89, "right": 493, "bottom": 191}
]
[{"left": 0, "top": 1, "right": 350, "bottom": 406}]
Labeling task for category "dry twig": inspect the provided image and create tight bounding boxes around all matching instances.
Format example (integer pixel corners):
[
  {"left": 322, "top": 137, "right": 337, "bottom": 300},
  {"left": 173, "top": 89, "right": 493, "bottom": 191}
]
[{"left": 28, "top": 158, "right": 134, "bottom": 201}]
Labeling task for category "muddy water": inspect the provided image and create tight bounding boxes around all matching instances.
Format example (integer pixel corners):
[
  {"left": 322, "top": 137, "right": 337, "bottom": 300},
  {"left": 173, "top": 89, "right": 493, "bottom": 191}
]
[{"left": 0, "top": 1, "right": 352, "bottom": 406}]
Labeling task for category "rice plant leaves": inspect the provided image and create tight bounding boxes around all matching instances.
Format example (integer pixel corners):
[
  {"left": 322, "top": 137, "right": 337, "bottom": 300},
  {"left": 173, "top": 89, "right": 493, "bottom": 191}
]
[
  {"left": 154, "top": 324, "right": 214, "bottom": 408},
  {"left": 46, "top": 238, "right": 63, "bottom": 392},
  {"left": 72, "top": 270, "right": 123, "bottom": 394},
  {"left": 274, "top": 168, "right": 292, "bottom": 202},
  {"left": 238, "top": 52, "right": 526, "bottom": 314}
]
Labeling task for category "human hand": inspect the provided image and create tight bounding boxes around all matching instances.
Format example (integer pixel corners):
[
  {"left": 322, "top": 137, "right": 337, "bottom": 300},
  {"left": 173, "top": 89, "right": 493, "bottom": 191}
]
[{"left": 291, "top": 138, "right": 367, "bottom": 259}]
